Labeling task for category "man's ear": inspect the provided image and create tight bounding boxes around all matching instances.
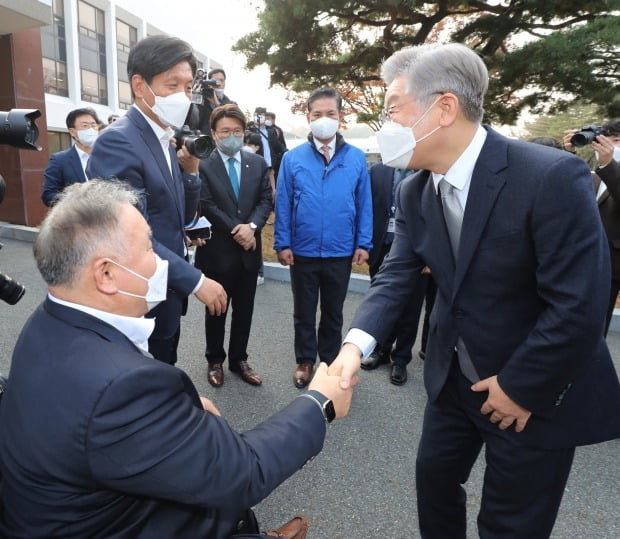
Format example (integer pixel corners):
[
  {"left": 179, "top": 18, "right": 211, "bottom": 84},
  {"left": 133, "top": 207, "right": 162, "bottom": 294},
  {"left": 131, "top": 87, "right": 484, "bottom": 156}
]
[
  {"left": 437, "top": 93, "right": 459, "bottom": 127},
  {"left": 93, "top": 258, "right": 119, "bottom": 295},
  {"left": 131, "top": 74, "right": 148, "bottom": 102}
]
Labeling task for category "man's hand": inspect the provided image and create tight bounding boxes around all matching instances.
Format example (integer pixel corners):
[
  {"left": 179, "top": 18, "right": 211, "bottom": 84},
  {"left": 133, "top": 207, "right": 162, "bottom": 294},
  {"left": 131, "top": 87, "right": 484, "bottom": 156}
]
[
  {"left": 353, "top": 248, "right": 369, "bottom": 265},
  {"left": 277, "top": 248, "right": 294, "bottom": 266},
  {"left": 231, "top": 223, "right": 256, "bottom": 250},
  {"left": 562, "top": 129, "right": 578, "bottom": 153},
  {"left": 308, "top": 362, "right": 358, "bottom": 419},
  {"left": 327, "top": 343, "right": 362, "bottom": 389},
  {"left": 592, "top": 134, "right": 616, "bottom": 167},
  {"left": 194, "top": 277, "right": 227, "bottom": 316},
  {"left": 176, "top": 145, "right": 200, "bottom": 174},
  {"left": 472, "top": 375, "right": 532, "bottom": 432},
  {"left": 200, "top": 396, "right": 221, "bottom": 416}
]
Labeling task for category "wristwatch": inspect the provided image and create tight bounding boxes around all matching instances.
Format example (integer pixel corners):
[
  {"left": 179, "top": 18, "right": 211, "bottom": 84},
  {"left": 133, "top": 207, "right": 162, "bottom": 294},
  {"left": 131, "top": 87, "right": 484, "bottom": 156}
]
[
  {"left": 249, "top": 222, "right": 257, "bottom": 230},
  {"left": 304, "top": 390, "right": 336, "bottom": 423}
]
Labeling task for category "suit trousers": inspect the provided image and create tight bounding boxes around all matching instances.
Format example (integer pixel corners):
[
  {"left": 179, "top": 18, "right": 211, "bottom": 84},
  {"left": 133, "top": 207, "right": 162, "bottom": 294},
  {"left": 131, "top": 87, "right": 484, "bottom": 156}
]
[
  {"left": 290, "top": 255, "right": 352, "bottom": 365},
  {"left": 416, "top": 360, "right": 575, "bottom": 539},
  {"left": 604, "top": 278, "right": 620, "bottom": 336},
  {"left": 204, "top": 263, "right": 259, "bottom": 366}
]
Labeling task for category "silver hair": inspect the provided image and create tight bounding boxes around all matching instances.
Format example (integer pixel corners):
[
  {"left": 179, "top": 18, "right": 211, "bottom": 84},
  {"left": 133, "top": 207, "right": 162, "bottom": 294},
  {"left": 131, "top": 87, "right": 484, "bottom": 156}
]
[
  {"left": 34, "top": 180, "right": 139, "bottom": 286},
  {"left": 381, "top": 43, "right": 489, "bottom": 123}
]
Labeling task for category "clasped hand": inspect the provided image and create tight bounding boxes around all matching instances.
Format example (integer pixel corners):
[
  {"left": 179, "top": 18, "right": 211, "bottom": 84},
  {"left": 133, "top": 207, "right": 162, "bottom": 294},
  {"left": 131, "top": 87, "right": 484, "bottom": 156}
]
[{"left": 472, "top": 375, "right": 532, "bottom": 432}]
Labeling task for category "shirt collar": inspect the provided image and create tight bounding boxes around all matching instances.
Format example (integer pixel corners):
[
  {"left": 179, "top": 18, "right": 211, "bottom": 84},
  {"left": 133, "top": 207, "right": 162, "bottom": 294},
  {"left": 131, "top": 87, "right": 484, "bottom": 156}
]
[
  {"left": 48, "top": 293, "right": 155, "bottom": 353},
  {"left": 74, "top": 144, "right": 90, "bottom": 162},
  {"left": 133, "top": 104, "right": 175, "bottom": 145},
  {"left": 313, "top": 137, "right": 336, "bottom": 153},
  {"left": 217, "top": 148, "right": 241, "bottom": 164},
  {"left": 432, "top": 124, "right": 487, "bottom": 194}
]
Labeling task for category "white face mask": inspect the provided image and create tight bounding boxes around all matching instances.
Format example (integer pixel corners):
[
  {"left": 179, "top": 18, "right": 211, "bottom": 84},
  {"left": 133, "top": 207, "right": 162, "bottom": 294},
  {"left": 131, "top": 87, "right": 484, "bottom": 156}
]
[
  {"left": 144, "top": 84, "right": 191, "bottom": 129},
  {"left": 243, "top": 145, "right": 257, "bottom": 153},
  {"left": 614, "top": 146, "right": 620, "bottom": 163},
  {"left": 214, "top": 88, "right": 225, "bottom": 98},
  {"left": 376, "top": 96, "right": 442, "bottom": 169},
  {"left": 107, "top": 254, "right": 169, "bottom": 311},
  {"left": 77, "top": 128, "right": 98, "bottom": 148},
  {"left": 264, "top": 120, "right": 273, "bottom": 127},
  {"left": 309, "top": 116, "right": 339, "bottom": 140}
]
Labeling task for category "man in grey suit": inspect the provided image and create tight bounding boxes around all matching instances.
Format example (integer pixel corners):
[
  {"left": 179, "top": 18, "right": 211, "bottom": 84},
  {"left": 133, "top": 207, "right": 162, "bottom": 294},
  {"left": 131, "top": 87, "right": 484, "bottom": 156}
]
[
  {"left": 195, "top": 104, "right": 273, "bottom": 388},
  {"left": 330, "top": 43, "right": 620, "bottom": 538}
]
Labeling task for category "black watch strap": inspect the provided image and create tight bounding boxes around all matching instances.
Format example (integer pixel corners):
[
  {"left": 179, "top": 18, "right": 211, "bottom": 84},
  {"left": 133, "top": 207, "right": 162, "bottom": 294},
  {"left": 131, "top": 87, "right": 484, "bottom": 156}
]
[{"left": 302, "top": 390, "right": 335, "bottom": 423}]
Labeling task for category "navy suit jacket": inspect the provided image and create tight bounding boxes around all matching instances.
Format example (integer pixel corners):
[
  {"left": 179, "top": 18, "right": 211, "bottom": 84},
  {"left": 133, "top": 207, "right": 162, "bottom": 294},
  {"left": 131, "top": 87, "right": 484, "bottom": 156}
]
[
  {"left": 195, "top": 150, "right": 272, "bottom": 274},
  {"left": 595, "top": 159, "right": 620, "bottom": 280},
  {"left": 352, "top": 127, "right": 620, "bottom": 449},
  {"left": 41, "top": 146, "right": 87, "bottom": 206},
  {"left": 87, "top": 107, "right": 202, "bottom": 339},
  {"left": 0, "top": 299, "right": 326, "bottom": 538}
]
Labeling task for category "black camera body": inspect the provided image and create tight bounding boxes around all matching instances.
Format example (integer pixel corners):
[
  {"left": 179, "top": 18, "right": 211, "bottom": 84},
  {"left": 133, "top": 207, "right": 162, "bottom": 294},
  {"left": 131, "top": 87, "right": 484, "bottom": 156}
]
[
  {"left": 174, "top": 124, "right": 213, "bottom": 158},
  {"left": 0, "top": 109, "right": 42, "bottom": 151},
  {"left": 570, "top": 125, "right": 608, "bottom": 148},
  {"left": 0, "top": 244, "right": 25, "bottom": 305},
  {"left": 192, "top": 68, "right": 221, "bottom": 104}
]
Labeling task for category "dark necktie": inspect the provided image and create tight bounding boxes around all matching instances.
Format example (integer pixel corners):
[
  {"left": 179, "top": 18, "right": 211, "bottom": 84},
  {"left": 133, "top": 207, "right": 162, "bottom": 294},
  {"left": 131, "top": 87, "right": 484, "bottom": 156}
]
[
  {"left": 438, "top": 177, "right": 479, "bottom": 383},
  {"left": 228, "top": 157, "right": 239, "bottom": 199}
]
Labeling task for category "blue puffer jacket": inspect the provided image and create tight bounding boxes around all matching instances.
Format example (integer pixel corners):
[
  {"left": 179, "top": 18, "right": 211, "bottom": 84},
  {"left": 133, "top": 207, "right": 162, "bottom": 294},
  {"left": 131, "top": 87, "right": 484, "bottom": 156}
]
[{"left": 274, "top": 133, "right": 373, "bottom": 257}]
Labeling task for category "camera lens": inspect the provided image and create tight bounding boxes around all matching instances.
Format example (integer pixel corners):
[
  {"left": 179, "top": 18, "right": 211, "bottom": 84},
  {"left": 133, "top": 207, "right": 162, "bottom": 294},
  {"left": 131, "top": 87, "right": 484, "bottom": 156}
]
[
  {"left": 570, "top": 131, "right": 596, "bottom": 148},
  {"left": 0, "top": 272, "right": 26, "bottom": 305},
  {"left": 187, "top": 135, "right": 212, "bottom": 158}
]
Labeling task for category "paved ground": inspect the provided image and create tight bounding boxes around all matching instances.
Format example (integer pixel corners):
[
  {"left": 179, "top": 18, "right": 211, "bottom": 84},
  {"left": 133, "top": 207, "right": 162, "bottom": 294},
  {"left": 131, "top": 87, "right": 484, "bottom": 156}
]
[{"left": 1, "top": 236, "right": 619, "bottom": 538}]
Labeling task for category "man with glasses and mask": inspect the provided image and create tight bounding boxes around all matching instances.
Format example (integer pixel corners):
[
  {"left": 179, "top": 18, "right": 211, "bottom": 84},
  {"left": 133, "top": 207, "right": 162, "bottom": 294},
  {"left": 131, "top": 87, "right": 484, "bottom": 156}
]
[
  {"left": 274, "top": 87, "right": 373, "bottom": 389},
  {"left": 87, "top": 35, "right": 227, "bottom": 366},
  {"left": 41, "top": 107, "right": 101, "bottom": 206},
  {"left": 329, "top": 43, "right": 620, "bottom": 538},
  {"left": 195, "top": 104, "right": 272, "bottom": 388}
]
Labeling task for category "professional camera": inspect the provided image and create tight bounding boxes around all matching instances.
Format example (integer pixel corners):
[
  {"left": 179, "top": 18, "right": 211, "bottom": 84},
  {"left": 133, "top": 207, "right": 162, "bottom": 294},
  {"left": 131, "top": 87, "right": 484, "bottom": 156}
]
[
  {"left": 0, "top": 244, "right": 25, "bottom": 305},
  {"left": 570, "top": 125, "right": 608, "bottom": 148},
  {"left": 174, "top": 124, "right": 213, "bottom": 158},
  {"left": 191, "top": 68, "right": 221, "bottom": 104},
  {"left": 0, "top": 109, "right": 42, "bottom": 150}
]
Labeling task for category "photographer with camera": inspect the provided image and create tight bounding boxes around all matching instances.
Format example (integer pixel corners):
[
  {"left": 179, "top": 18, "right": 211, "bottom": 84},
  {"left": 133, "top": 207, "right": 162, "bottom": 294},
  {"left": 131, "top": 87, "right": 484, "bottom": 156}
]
[
  {"left": 87, "top": 35, "right": 227, "bottom": 365},
  {"left": 564, "top": 119, "right": 620, "bottom": 335},
  {"left": 195, "top": 68, "right": 235, "bottom": 137},
  {"left": 249, "top": 108, "right": 286, "bottom": 194},
  {"left": 41, "top": 108, "right": 100, "bottom": 207}
]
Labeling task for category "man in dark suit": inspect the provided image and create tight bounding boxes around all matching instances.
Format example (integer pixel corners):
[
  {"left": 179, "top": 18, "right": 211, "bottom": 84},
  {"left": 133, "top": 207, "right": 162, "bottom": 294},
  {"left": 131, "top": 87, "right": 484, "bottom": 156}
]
[
  {"left": 0, "top": 180, "right": 353, "bottom": 539},
  {"left": 563, "top": 119, "right": 620, "bottom": 335},
  {"left": 41, "top": 107, "right": 100, "bottom": 206},
  {"left": 363, "top": 162, "right": 436, "bottom": 385},
  {"left": 330, "top": 43, "right": 620, "bottom": 538},
  {"left": 195, "top": 104, "right": 273, "bottom": 387},
  {"left": 87, "top": 35, "right": 226, "bottom": 365}
]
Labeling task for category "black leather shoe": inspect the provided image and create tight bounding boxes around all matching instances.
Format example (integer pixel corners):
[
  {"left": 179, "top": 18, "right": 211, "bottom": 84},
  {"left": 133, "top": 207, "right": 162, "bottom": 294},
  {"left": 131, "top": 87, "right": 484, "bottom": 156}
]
[
  {"left": 361, "top": 348, "right": 390, "bottom": 370},
  {"left": 390, "top": 363, "right": 407, "bottom": 385}
]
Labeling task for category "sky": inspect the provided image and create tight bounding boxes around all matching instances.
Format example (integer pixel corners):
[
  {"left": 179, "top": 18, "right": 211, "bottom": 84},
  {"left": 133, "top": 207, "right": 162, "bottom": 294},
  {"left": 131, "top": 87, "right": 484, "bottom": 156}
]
[{"left": 115, "top": 0, "right": 310, "bottom": 135}]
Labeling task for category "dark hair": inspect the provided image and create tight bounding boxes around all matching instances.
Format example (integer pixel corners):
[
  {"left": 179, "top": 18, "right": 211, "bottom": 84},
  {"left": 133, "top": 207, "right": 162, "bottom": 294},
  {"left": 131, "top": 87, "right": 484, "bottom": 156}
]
[
  {"left": 307, "top": 87, "right": 342, "bottom": 112},
  {"left": 127, "top": 35, "right": 197, "bottom": 98},
  {"left": 265, "top": 112, "right": 276, "bottom": 120},
  {"left": 603, "top": 119, "right": 620, "bottom": 136},
  {"left": 210, "top": 104, "right": 247, "bottom": 131},
  {"left": 208, "top": 68, "right": 226, "bottom": 79},
  {"left": 527, "top": 137, "right": 562, "bottom": 150},
  {"left": 244, "top": 131, "right": 261, "bottom": 146},
  {"left": 65, "top": 108, "right": 99, "bottom": 129}
]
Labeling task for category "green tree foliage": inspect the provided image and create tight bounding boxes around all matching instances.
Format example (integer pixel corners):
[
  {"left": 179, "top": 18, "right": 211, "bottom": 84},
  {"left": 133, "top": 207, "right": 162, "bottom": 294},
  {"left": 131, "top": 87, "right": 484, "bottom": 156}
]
[{"left": 233, "top": 0, "right": 620, "bottom": 128}]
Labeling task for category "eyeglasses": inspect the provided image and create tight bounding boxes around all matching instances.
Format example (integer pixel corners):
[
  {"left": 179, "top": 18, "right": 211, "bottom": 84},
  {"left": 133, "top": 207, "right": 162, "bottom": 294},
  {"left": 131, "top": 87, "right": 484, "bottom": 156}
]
[
  {"left": 216, "top": 129, "right": 244, "bottom": 137},
  {"left": 379, "top": 98, "right": 416, "bottom": 125}
]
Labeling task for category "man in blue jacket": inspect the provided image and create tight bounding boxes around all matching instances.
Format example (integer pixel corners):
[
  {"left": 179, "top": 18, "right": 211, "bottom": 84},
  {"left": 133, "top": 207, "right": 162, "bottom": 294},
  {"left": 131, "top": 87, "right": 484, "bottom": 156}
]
[{"left": 274, "top": 87, "right": 373, "bottom": 388}]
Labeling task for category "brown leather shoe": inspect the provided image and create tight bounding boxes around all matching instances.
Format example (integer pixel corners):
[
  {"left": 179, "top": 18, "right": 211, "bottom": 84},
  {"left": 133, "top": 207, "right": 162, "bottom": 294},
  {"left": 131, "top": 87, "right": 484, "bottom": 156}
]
[
  {"left": 207, "top": 363, "right": 224, "bottom": 387},
  {"left": 229, "top": 361, "right": 262, "bottom": 386},
  {"left": 265, "top": 515, "right": 308, "bottom": 539},
  {"left": 293, "top": 363, "right": 314, "bottom": 388}
]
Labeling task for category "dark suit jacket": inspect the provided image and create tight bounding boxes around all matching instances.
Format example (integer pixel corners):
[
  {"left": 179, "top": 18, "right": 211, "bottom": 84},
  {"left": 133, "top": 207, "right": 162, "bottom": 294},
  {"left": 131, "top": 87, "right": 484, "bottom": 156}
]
[
  {"left": 595, "top": 159, "right": 620, "bottom": 280},
  {"left": 352, "top": 127, "right": 620, "bottom": 449},
  {"left": 41, "top": 146, "right": 87, "bottom": 206},
  {"left": 0, "top": 299, "right": 326, "bottom": 538},
  {"left": 86, "top": 107, "right": 202, "bottom": 339},
  {"left": 194, "top": 150, "right": 272, "bottom": 274}
]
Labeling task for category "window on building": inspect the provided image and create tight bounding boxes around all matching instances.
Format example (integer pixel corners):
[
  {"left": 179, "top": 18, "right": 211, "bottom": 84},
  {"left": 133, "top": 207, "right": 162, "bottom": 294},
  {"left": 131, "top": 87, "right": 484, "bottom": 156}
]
[
  {"left": 40, "top": 0, "right": 68, "bottom": 96},
  {"left": 116, "top": 19, "right": 137, "bottom": 109},
  {"left": 78, "top": 1, "right": 107, "bottom": 104},
  {"left": 47, "top": 131, "right": 72, "bottom": 154}
]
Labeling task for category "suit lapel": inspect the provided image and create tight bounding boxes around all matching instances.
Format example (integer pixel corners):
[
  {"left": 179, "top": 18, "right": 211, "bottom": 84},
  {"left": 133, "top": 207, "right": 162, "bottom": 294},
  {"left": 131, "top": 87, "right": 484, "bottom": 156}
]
[
  {"left": 70, "top": 147, "right": 87, "bottom": 181},
  {"left": 212, "top": 151, "right": 238, "bottom": 207},
  {"left": 452, "top": 129, "right": 508, "bottom": 296}
]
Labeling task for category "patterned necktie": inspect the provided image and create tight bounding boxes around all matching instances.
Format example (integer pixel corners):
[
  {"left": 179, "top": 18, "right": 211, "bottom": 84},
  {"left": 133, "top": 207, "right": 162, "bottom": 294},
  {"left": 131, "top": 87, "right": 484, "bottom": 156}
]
[
  {"left": 438, "top": 177, "right": 479, "bottom": 383},
  {"left": 228, "top": 157, "right": 240, "bottom": 199},
  {"left": 320, "top": 145, "right": 331, "bottom": 163}
]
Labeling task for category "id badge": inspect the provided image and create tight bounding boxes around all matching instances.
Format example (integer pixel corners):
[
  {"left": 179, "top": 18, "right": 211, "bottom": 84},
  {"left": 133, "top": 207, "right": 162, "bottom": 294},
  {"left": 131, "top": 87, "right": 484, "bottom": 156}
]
[{"left": 387, "top": 217, "right": 395, "bottom": 233}]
